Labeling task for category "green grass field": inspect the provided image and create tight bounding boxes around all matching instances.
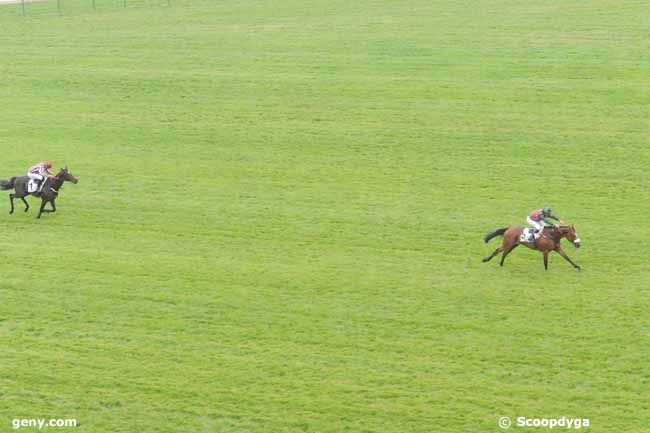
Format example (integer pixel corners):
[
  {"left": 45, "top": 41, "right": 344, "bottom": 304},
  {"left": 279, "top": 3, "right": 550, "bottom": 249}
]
[{"left": 0, "top": 1, "right": 648, "bottom": 432}]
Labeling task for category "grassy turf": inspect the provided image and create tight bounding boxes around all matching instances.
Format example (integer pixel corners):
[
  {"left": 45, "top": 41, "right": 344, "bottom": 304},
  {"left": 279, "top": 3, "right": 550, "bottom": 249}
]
[{"left": 0, "top": 1, "right": 648, "bottom": 432}]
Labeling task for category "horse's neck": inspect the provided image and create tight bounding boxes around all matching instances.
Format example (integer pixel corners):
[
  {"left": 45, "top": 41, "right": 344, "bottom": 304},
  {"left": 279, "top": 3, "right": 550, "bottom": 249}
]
[
  {"left": 550, "top": 230, "right": 564, "bottom": 241},
  {"left": 49, "top": 178, "right": 63, "bottom": 190}
]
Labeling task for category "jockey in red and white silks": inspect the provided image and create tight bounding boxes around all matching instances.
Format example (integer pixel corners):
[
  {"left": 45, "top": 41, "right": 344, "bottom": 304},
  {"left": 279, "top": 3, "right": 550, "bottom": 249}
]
[{"left": 28, "top": 161, "right": 55, "bottom": 191}]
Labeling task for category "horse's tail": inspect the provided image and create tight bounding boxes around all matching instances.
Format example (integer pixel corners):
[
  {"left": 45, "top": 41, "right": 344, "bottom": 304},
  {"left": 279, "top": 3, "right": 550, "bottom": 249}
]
[
  {"left": 0, "top": 177, "right": 16, "bottom": 190},
  {"left": 484, "top": 227, "right": 508, "bottom": 243}
]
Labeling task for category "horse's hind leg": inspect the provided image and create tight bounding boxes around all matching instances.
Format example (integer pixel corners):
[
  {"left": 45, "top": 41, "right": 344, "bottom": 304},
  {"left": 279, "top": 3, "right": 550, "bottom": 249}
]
[
  {"left": 483, "top": 246, "right": 503, "bottom": 263},
  {"left": 9, "top": 194, "right": 15, "bottom": 214},
  {"left": 500, "top": 245, "right": 518, "bottom": 267},
  {"left": 21, "top": 197, "right": 29, "bottom": 212}
]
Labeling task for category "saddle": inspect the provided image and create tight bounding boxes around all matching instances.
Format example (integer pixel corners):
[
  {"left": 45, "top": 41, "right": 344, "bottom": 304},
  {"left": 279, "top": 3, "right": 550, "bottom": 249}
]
[
  {"left": 520, "top": 228, "right": 536, "bottom": 244},
  {"left": 27, "top": 179, "right": 43, "bottom": 193}
]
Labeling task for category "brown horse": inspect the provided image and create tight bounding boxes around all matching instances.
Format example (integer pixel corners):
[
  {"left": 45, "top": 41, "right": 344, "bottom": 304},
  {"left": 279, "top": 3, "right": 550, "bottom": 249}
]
[{"left": 482, "top": 224, "right": 582, "bottom": 270}]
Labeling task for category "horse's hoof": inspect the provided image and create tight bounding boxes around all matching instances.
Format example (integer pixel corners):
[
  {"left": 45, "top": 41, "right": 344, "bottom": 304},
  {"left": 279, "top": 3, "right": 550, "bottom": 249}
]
[{"left": 576, "top": 266, "right": 581, "bottom": 271}]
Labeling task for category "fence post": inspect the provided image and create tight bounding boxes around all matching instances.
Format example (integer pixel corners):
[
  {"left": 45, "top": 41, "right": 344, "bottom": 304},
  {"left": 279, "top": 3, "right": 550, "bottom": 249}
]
[
  {"left": 21, "top": 0, "right": 25, "bottom": 15},
  {"left": 57, "top": 0, "right": 61, "bottom": 13},
  {"left": 92, "top": 0, "right": 95, "bottom": 9}
]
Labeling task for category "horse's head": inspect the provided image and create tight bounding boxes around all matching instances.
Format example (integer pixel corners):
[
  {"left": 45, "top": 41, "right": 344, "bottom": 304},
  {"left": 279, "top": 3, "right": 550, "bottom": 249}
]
[
  {"left": 57, "top": 166, "right": 79, "bottom": 184},
  {"left": 557, "top": 224, "right": 580, "bottom": 248}
]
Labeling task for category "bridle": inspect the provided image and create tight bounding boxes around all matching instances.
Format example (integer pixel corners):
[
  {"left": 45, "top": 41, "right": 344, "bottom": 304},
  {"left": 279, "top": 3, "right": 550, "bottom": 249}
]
[{"left": 556, "top": 225, "right": 581, "bottom": 245}]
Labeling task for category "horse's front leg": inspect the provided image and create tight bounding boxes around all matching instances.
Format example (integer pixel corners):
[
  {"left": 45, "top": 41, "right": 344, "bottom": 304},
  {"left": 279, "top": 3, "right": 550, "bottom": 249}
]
[
  {"left": 50, "top": 199, "right": 56, "bottom": 212},
  {"left": 554, "top": 246, "right": 581, "bottom": 271},
  {"left": 21, "top": 197, "right": 29, "bottom": 212},
  {"left": 36, "top": 200, "right": 47, "bottom": 219}
]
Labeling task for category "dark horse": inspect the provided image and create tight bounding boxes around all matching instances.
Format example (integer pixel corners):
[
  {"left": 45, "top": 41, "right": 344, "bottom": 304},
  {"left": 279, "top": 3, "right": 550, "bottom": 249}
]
[
  {"left": 0, "top": 167, "right": 78, "bottom": 219},
  {"left": 482, "top": 224, "right": 582, "bottom": 270}
]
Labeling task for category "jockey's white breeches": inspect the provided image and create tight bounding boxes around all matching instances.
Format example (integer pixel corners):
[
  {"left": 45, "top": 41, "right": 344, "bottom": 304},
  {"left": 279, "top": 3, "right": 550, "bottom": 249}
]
[
  {"left": 527, "top": 216, "right": 544, "bottom": 232},
  {"left": 28, "top": 172, "right": 43, "bottom": 182}
]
